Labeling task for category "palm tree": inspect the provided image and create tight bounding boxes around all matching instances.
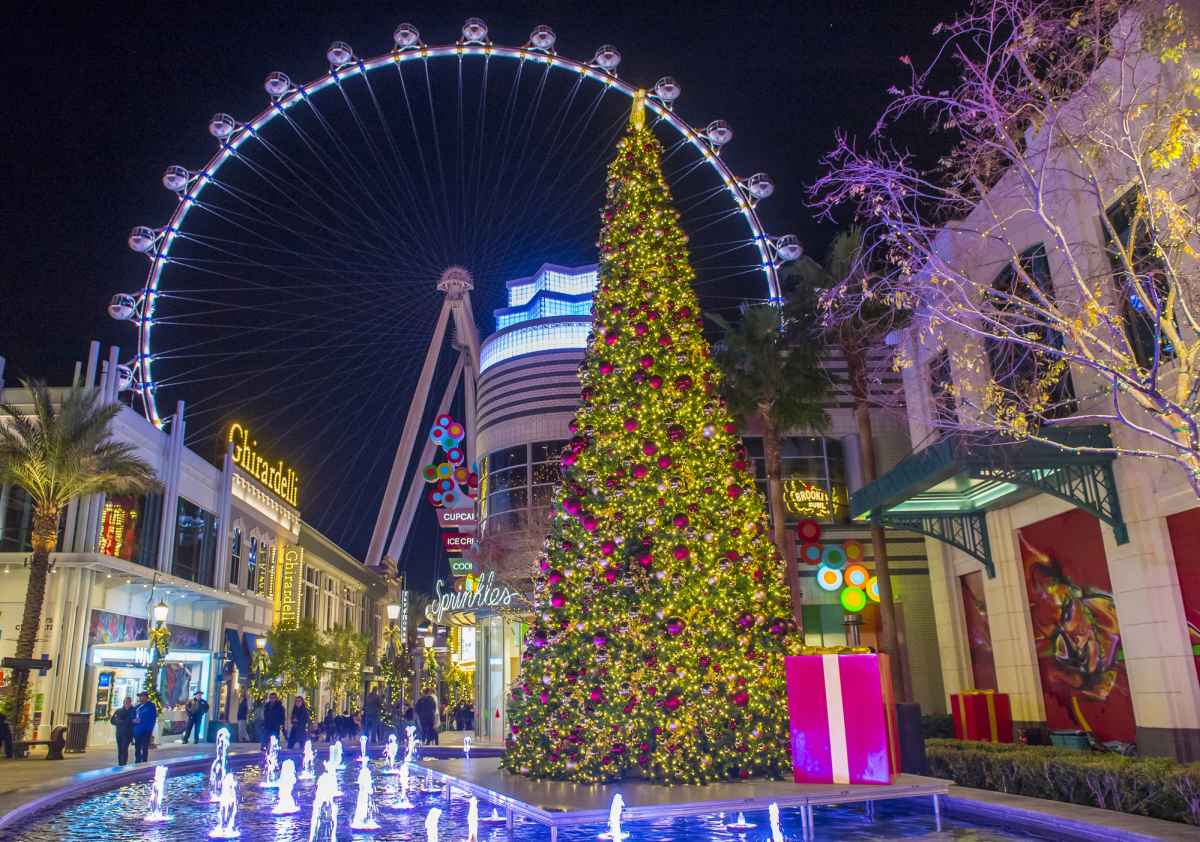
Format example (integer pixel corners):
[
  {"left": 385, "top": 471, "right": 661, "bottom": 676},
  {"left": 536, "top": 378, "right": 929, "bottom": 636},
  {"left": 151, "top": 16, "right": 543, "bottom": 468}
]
[
  {"left": 711, "top": 300, "right": 830, "bottom": 630},
  {"left": 0, "top": 380, "right": 158, "bottom": 742},
  {"left": 791, "top": 228, "right": 911, "bottom": 701}
]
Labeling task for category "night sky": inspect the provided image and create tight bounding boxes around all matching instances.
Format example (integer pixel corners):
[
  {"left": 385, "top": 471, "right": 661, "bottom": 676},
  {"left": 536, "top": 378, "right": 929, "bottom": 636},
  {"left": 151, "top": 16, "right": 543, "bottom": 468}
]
[{"left": 3, "top": 1, "right": 960, "bottom": 591}]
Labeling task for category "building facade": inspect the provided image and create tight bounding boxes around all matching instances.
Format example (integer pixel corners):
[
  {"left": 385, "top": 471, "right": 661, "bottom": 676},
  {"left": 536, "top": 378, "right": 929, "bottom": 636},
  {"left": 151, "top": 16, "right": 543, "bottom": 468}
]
[
  {"left": 857, "top": 10, "right": 1200, "bottom": 759},
  {"left": 0, "top": 343, "right": 397, "bottom": 745}
]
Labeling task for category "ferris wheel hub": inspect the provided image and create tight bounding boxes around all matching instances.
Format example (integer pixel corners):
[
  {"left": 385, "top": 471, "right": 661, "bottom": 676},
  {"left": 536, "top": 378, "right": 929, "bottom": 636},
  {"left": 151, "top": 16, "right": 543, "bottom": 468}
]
[{"left": 437, "top": 266, "right": 474, "bottom": 298}]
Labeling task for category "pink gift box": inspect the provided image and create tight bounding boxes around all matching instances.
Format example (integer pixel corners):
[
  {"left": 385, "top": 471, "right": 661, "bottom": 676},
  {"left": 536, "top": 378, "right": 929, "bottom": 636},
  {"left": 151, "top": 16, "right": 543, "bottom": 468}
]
[{"left": 785, "top": 653, "right": 898, "bottom": 785}]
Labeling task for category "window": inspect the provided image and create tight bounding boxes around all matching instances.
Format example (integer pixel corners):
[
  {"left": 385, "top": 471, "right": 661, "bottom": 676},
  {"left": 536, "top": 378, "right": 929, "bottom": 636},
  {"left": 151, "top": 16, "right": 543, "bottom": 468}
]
[
  {"left": 303, "top": 567, "right": 319, "bottom": 622},
  {"left": 744, "top": 437, "right": 849, "bottom": 524},
  {"left": 246, "top": 537, "right": 258, "bottom": 594},
  {"left": 343, "top": 586, "right": 353, "bottom": 629},
  {"left": 98, "top": 492, "right": 162, "bottom": 567},
  {"left": 1106, "top": 188, "right": 1176, "bottom": 368},
  {"left": 985, "top": 244, "right": 1075, "bottom": 418},
  {"left": 929, "top": 349, "right": 957, "bottom": 430},
  {"left": 229, "top": 528, "right": 242, "bottom": 586},
  {"left": 172, "top": 498, "right": 217, "bottom": 587},
  {"left": 482, "top": 440, "right": 563, "bottom": 534}
]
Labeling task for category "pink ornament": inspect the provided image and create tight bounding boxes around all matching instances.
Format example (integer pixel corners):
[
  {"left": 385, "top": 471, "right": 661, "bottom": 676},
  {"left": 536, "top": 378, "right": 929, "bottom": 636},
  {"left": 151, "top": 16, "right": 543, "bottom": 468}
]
[
  {"left": 673, "top": 545, "right": 690, "bottom": 561},
  {"left": 539, "top": 691, "right": 550, "bottom": 704},
  {"left": 658, "top": 334, "right": 672, "bottom": 346},
  {"left": 581, "top": 515, "right": 598, "bottom": 532},
  {"left": 632, "top": 464, "right": 649, "bottom": 479},
  {"left": 561, "top": 452, "right": 577, "bottom": 467},
  {"left": 665, "top": 618, "right": 685, "bottom": 636},
  {"left": 727, "top": 484, "right": 742, "bottom": 499},
  {"left": 640, "top": 355, "right": 655, "bottom": 369},
  {"left": 562, "top": 497, "right": 581, "bottom": 515},
  {"left": 605, "top": 332, "right": 619, "bottom": 346},
  {"left": 657, "top": 455, "right": 672, "bottom": 469},
  {"left": 635, "top": 322, "right": 648, "bottom": 336},
  {"left": 600, "top": 541, "right": 616, "bottom": 556},
  {"left": 624, "top": 418, "right": 639, "bottom": 432},
  {"left": 674, "top": 375, "right": 693, "bottom": 392},
  {"left": 589, "top": 688, "right": 604, "bottom": 703},
  {"left": 672, "top": 513, "right": 689, "bottom": 529},
  {"left": 723, "top": 421, "right": 737, "bottom": 434},
  {"left": 593, "top": 632, "right": 608, "bottom": 647},
  {"left": 649, "top": 375, "right": 663, "bottom": 389},
  {"left": 667, "top": 424, "right": 684, "bottom": 441},
  {"left": 637, "top": 552, "right": 653, "bottom": 568},
  {"left": 550, "top": 592, "right": 566, "bottom": 608},
  {"left": 642, "top": 441, "right": 658, "bottom": 456},
  {"left": 732, "top": 691, "right": 749, "bottom": 707},
  {"left": 547, "top": 570, "right": 563, "bottom": 586},
  {"left": 599, "top": 361, "right": 614, "bottom": 375}
]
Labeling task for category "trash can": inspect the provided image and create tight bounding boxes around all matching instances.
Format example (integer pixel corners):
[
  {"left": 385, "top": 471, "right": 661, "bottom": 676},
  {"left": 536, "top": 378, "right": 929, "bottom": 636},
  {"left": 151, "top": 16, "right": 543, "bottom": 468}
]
[
  {"left": 1050, "top": 729, "right": 1091, "bottom": 751},
  {"left": 65, "top": 712, "right": 91, "bottom": 753}
]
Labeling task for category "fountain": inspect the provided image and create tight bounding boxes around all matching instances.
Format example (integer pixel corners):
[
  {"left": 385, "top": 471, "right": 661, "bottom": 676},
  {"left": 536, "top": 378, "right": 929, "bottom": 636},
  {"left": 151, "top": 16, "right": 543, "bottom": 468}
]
[
  {"left": 425, "top": 807, "right": 442, "bottom": 842},
  {"left": 462, "top": 735, "right": 472, "bottom": 759},
  {"left": 359, "top": 733, "right": 369, "bottom": 765},
  {"left": 404, "top": 724, "right": 419, "bottom": 763},
  {"left": 393, "top": 761, "right": 415, "bottom": 810},
  {"left": 273, "top": 759, "right": 301, "bottom": 815},
  {"left": 769, "top": 802, "right": 784, "bottom": 842},
  {"left": 597, "top": 794, "right": 629, "bottom": 841},
  {"left": 330, "top": 740, "right": 345, "bottom": 771},
  {"left": 208, "top": 772, "right": 239, "bottom": 839},
  {"left": 422, "top": 768, "right": 441, "bottom": 792},
  {"left": 349, "top": 764, "right": 382, "bottom": 831},
  {"left": 143, "top": 765, "right": 171, "bottom": 823},
  {"left": 480, "top": 807, "right": 507, "bottom": 826},
  {"left": 726, "top": 811, "right": 757, "bottom": 830},
  {"left": 208, "top": 728, "right": 230, "bottom": 802},
  {"left": 307, "top": 763, "right": 339, "bottom": 842},
  {"left": 466, "top": 796, "right": 479, "bottom": 842},
  {"left": 300, "top": 740, "right": 316, "bottom": 781},
  {"left": 259, "top": 735, "right": 280, "bottom": 788},
  {"left": 382, "top": 734, "right": 400, "bottom": 775}
]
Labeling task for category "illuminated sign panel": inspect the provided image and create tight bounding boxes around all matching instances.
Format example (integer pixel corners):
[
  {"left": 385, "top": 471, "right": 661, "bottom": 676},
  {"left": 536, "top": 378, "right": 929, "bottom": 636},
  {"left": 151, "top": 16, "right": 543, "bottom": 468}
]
[
  {"left": 227, "top": 423, "right": 300, "bottom": 507},
  {"left": 428, "top": 571, "right": 520, "bottom": 623},
  {"left": 442, "top": 531, "right": 476, "bottom": 553},
  {"left": 449, "top": 558, "right": 475, "bottom": 575},
  {"left": 783, "top": 479, "right": 849, "bottom": 521},
  {"left": 273, "top": 545, "right": 304, "bottom": 627},
  {"left": 437, "top": 507, "right": 477, "bottom": 527}
]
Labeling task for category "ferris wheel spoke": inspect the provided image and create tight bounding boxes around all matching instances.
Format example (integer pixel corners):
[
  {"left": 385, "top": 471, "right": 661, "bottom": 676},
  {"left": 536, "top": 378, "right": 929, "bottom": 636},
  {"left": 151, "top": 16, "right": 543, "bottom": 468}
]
[
  {"left": 391, "top": 61, "right": 454, "bottom": 264},
  {"left": 202, "top": 167, "right": 403, "bottom": 268},
  {"left": 173, "top": 230, "right": 405, "bottom": 282}
]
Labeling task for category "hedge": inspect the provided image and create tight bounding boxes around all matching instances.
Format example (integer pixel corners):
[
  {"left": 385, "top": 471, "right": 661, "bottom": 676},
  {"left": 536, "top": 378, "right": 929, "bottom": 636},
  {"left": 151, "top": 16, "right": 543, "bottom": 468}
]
[{"left": 926, "top": 738, "right": 1200, "bottom": 825}]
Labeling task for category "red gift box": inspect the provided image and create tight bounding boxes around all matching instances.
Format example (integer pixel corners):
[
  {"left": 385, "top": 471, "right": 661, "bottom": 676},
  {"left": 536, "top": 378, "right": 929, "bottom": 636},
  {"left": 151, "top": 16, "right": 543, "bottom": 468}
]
[
  {"left": 951, "top": 690, "right": 1013, "bottom": 743},
  {"left": 784, "top": 652, "right": 899, "bottom": 785}
]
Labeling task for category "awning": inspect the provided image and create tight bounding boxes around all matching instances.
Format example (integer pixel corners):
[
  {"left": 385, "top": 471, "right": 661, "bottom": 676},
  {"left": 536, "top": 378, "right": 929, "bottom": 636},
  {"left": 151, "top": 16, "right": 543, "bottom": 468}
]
[
  {"left": 850, "top": 426, "right": 1128, "bottom": 577},
  {"left": 225, "top": 628, "right": 250, "bottom": 676}
]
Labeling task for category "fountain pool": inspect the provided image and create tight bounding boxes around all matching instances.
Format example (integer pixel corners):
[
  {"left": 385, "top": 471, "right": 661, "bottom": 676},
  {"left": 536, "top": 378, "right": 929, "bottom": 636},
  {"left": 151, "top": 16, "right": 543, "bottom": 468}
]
[{"left": 3, "top": 758, "right": 1061, "bottom": 841}]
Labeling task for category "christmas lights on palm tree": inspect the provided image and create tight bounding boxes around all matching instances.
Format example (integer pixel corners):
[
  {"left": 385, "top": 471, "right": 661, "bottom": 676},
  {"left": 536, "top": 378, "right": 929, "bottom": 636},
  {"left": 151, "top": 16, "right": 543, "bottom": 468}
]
[{"left": 503, "top": 93, "right": 797, "bottom": 785}]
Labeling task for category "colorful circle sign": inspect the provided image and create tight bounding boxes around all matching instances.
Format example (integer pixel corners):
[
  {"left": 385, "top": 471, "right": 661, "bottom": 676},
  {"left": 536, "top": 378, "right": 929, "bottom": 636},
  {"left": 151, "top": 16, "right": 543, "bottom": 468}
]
[
  {"left": 844, "top": 539, "right": 864, "bottom": 562},
  {"left": 867, "top": 576, "right": 881, "bottom": 603},
  {"left": 796, "top": 519, "right": 821, "bottom": 543},
  {"left": 435, "top": 414, "right": 453, "bottom": 429},
  {"left": 422, "top": 464, "right": 438, "bottom": 482},
  {"left": 800, "top": 543, "right": 823, "bottom": 565},
  {"left": 841, "top": 586, "right": 868, "bottom": 613},
  {"left": 820, "top": 544, "right": 847, "bottom": 570},
  {"left": 816, "top": 565, "right": 843, "bottom": 592},
  {"left": 844, "top": 564, "right": 869, "bottom": 589}
]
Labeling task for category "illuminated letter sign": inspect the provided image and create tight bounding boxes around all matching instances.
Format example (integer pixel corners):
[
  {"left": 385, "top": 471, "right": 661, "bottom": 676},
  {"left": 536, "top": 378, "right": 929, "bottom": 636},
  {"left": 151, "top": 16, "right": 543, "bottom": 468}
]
[
  {"left": 274, "top": 545, "right": 304, "bottom": 627},
  {"left": 437, "top": 508, "right": 477, "bottom": 528},
  {"left": 227, "top": 423, "right": 301, "bottom": 507},
  {"left": 441, "top": 531, "right": 476, "bottom": 553},
  {"left": 428, "top": 571, "right": 519, "bottom": 623}
]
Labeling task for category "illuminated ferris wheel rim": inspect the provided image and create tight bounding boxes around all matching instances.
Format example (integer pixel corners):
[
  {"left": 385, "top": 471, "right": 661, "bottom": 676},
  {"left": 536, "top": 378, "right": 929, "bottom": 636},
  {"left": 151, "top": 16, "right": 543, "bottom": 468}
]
[{"left": 120, "top": 18, "right": 803, "bottom": 429}]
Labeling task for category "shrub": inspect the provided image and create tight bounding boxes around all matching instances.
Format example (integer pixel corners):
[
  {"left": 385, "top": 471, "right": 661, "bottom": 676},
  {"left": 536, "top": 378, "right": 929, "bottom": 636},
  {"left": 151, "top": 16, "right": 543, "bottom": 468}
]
[
  {"left": 921, "top": 714, "right": 954, "bottom": 739},
  {"left": 927, "top": 739, "right": 1200, "bottom": 825}
]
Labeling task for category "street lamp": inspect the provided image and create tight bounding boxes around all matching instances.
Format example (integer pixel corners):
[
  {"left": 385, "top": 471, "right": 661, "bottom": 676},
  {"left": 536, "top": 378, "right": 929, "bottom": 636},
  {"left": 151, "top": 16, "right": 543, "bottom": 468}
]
[
  {"left": 255, "top": 637, "right": 266, "bottom": 651},
  {"left": 153, "top": 599, "right": 169, "bottom": 624},
  {"left": 386, "top": 602, "right": 400, "bottom": 621}
]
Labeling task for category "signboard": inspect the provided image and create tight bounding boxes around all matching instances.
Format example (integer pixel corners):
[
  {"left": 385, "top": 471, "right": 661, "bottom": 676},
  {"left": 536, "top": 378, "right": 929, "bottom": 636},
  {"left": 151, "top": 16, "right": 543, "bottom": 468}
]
[
  {"left": 454, "top": 626, "right": 476, "bottom": 664},
  {"left": 438, "top": 507, "right": 478, "bottom": 528},
  {"left": 449, "top": 558, "right": 475, "bottom": 576},
  {"left": 442, "top": 531, "right": 476, "bottom": 553},
  {"left": 398, "top": 590, "right": 410, "bottom": 643},
  {"left": 782, "top": 479, "right": 849, "bottom": 521},
  {"left": 274, "top": 545, "right": 304, "bottom": 627},
  {"left": 227, "top": 422, "right": 301, "bottom": 506},
  {"left": 427, "top": 570, "right": 521, "bottom": 623}
]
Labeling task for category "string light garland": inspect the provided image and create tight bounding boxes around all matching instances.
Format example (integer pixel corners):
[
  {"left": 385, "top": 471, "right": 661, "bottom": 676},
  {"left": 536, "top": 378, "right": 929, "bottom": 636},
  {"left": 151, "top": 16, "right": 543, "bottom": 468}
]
[{"left": 502, "top": 94, "right": 799, "bottom": 785}]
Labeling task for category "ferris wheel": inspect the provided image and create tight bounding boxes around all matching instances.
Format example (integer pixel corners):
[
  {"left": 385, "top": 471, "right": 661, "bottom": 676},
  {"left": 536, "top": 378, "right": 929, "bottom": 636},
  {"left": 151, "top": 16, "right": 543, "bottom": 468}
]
[{"left": 109, "top": 18, "right": 802, "bottom": 550}]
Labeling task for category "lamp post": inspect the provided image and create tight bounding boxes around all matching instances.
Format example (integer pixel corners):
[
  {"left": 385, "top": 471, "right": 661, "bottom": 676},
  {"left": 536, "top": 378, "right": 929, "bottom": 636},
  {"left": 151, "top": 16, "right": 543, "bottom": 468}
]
[
  {"left": 251, "top": 636, "right": 270, "bottom": 701},
  {"left": 145, "top": 598, "right": 170, "bottom": 731},
  {"left": 384, "top": 603, "right": 400, "bottom": 709}
]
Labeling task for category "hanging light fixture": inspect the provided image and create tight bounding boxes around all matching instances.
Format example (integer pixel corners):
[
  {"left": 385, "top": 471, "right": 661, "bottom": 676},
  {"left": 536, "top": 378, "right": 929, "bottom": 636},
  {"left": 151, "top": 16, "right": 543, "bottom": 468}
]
[{"left": 153, "top": 599, "right": 169, "bottom": 624}]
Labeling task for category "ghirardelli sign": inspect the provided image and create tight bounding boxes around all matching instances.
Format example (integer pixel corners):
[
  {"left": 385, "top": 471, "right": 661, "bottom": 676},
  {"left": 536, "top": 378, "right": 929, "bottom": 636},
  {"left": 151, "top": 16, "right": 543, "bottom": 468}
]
[
  {"left": 438, "top": 507, "right": 477, "bottom": 527},
  {"left": 441, "top": 531, "right": 476, "bottom": 552}
]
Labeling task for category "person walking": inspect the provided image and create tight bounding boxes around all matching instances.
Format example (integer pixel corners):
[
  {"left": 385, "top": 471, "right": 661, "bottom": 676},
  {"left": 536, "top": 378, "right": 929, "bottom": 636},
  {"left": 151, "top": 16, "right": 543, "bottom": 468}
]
[
  {"left": 415, "top": 689, "right": 437, "bottom": 745},
  {"left": 110, "top": 697, "right": 135, "bottom": 765},
  {"left": 321, "top": 707, "right": 335, "bottom": 742},
  {"left": 182, "top": 691, "right": 209, "bottom": 744},
  {"left": 236, "top": 692, "right": 249, "bottom": 742},
  {"left": 287, "top": 696, "right": 310, "bottom": 749},
  {"left": 0, "top": 710, "right": 13, "bottom": 759},
  {"left": 363, "top": 688, "right": 382, "bottom": 744},
  {"left": 132, "top": 690, "right": 157, "bottom": 763},
  {"left": 261, "top": 692, "right": 285, "bottom": 749}
]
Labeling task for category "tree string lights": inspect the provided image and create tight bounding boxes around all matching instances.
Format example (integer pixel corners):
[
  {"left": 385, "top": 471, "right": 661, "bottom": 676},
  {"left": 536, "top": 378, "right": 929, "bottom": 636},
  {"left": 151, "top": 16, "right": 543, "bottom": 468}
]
[{"left": 502, "top": 94, "right": 799, "bottom": 785}]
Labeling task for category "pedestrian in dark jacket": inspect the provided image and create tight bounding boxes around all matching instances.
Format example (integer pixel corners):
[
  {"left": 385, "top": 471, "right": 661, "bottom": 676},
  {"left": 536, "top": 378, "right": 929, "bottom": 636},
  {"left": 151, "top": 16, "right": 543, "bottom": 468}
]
[
  {"left": 110, "top": 697, "right": 135, "bottom": 765},
  {"left": 415, "top": 691, "right": 438, "bottom": 744},
  {"left": 321, "top": 708, "right": 335, "bottom": 742},
  {"left": 182, "top": 691, "right": 209, "bottom": 744},
  {"left": 236, "top": 693, "right": 249, "bottom": 742},
  {"left": 132, "top": 691, "right": 158, "bottom": 763},
  {"left": 261, "top": 692, "right": 285, "bottom": 749},
  {"left": 287, "top": 696, "right": 310, "bottom": 749},
  {"left": 0, "top": 711, "right": 13, "bottom": 759}
]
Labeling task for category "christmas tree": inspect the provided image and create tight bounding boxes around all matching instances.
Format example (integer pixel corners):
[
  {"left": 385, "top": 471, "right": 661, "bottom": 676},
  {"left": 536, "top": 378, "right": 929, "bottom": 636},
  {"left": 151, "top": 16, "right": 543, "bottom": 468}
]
[{"left": 502, "top": 93, "right": 797, "bottom": 784}]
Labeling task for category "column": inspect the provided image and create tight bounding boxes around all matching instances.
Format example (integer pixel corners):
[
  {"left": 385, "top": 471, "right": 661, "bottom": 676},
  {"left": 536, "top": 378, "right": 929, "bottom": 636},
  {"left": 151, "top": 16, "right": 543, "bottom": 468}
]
[
  {"left": 923, "top": 540, "right": 972, "bottom": 701},
  {"left": 1103, "top": 460, "right": 1200, "bottom": 760},
  {"left": 981, "top": 507, "right": 1047, "bottom": 728}
]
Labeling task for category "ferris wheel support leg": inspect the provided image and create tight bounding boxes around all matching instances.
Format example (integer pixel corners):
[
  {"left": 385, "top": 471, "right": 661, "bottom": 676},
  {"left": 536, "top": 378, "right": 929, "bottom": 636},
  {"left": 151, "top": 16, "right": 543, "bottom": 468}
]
[
  {"left": 366, "top": 298, "right": 453, "bottom": 567},
  {"left": 463, "top": 358, "right": 478, "bottom": 469},
  {"left": 385, "top": 354, "right": 466, "bottom": 565}
]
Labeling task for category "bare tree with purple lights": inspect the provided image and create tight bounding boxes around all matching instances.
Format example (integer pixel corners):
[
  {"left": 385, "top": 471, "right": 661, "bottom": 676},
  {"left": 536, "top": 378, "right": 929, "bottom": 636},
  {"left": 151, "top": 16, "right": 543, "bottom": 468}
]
[{"left": 812, "top": 0, "right": 1200, "bottom": 494}]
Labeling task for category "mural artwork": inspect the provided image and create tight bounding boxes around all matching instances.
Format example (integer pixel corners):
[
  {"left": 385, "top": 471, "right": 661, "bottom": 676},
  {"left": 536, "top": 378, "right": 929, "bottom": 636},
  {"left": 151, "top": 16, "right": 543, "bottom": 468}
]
[
  {"left": 1019, "top": 510, "right": 1135, "bottom": 744},
  {"left": 959, "top": 571, "right": 997, "bottom": 690},
  {"left": 1166, "top": 508, "right": 1200, "bottom": 680}
]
